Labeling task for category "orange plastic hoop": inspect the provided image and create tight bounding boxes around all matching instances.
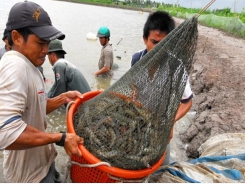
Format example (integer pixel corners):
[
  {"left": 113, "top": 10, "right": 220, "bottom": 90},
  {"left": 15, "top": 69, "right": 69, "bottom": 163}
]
[{"left": 66, "top": 90, "right": 166, "bottom": 181}]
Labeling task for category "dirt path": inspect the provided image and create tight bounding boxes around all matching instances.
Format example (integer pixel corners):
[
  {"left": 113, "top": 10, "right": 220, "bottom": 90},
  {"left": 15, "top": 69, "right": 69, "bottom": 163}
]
[{"left": 173, "top": 17, "right": 245, "bottom": 158}]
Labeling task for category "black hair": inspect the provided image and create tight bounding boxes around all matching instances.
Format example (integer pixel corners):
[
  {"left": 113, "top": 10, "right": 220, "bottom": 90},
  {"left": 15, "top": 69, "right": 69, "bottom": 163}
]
[
  {"left": 8, "top": 27, "right": 34, "bottom": 46},
  {"left": 53, "top": 51, "right": 65, "bottom": 59},
  {"left": 2, "top": 29, "right": 8, "bottom": 40},
  {"left": 143, "top": 11, "right": 175, "bottom": 39}
]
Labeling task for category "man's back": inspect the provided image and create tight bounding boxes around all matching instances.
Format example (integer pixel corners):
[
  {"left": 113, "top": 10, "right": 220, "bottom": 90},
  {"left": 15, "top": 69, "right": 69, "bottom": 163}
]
[{"left": 48, "top": 59, "right": 91, "bottom": 98}]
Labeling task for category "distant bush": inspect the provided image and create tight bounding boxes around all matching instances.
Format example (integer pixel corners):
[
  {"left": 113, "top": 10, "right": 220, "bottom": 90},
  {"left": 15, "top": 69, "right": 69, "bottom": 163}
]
[
  {"left": 157, "top": 5, "right": 245, "bottom": 24},
  {"left": 212, "top": 7, "right": 231, "bottom": 15},
  {"left": 157, "top": 5, "right": 245, "bottom": 39}
]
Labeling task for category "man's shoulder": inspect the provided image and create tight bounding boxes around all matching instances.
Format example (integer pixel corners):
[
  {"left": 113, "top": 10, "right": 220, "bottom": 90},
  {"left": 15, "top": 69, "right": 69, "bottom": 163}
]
[
  {"left": 1, "top": 51, "right": 28, "bottom": 65},
  {"left": 104, "top": 44, "right": 113, "bottom": 52},
  {"left": 131, "top": 49, "right": 147, "bottom": 67},
  {"left": 132, "top": 49, "right": 145, "bottom": 58},
  {"left": 55, "top": 59, "right": 77, "bottom": 70},
  {"left": 55, "top": 59, "right": 67, "bottom": 66}
]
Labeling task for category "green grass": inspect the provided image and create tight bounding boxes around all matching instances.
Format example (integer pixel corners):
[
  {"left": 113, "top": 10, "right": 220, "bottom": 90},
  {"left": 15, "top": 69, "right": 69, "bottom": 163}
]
[
  {"left": 157, "top": 5, "right": 245, "bottom": 24},
  {"left": 157, "top": 5, "right": 245, "bottom": 39}
]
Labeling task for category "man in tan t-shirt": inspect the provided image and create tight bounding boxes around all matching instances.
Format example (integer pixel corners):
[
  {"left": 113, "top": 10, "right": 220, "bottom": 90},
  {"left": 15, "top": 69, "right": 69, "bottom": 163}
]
[{"left": 94, "top": 26, "right": 114, "bottom": 78}]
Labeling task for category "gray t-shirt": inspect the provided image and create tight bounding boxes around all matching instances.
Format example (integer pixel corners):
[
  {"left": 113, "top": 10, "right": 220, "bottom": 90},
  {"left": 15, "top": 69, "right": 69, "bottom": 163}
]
[
  {"left": 98, "top": 43, "right": 114, "bottom": 78},
  {"left": 48, "top": 59, "right": 91, "bottom": 98}
]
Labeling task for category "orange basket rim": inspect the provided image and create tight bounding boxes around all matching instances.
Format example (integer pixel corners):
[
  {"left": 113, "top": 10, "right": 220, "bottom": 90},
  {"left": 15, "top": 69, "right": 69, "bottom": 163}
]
[{"left": 66, "top": 90, "right": 166, "bottom": 179}]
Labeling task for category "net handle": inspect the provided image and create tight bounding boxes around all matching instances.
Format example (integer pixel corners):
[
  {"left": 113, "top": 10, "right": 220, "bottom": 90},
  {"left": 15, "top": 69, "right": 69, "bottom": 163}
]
[
  {"left": 66, "top": 101, "right": 75, "bottom": 117},
  {"left": 70, "top": 160, "right": 149, "bottom": 182},
  {"left": 195, "top": 0, "right": 216, "bottom": 18},
  {"left": 107, "top": 173, "right": 149, "bottom": 183},
  {"left": 71, "top": 160, "right": 111, "bottom": 168}
]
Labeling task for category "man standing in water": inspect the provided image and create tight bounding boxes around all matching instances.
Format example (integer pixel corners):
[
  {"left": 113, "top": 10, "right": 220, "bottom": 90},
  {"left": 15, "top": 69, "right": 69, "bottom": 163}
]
[
  {"left": 0, "top": 1, "right": 83, "bottom": 182},
  {"left": 94, "top": 26, "right": 114, "bottom": 78},
  {"left": 47, "top": 39, "right": 91, "bottom": 98},
  {"left": 94, "top": 26, "right": 114, "bottom": 90}
]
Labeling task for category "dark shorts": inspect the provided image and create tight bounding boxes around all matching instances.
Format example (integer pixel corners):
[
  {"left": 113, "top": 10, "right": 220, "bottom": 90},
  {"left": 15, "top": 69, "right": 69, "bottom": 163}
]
[{"left": 40, "top": 162, "right": 61, "bottom": 183}]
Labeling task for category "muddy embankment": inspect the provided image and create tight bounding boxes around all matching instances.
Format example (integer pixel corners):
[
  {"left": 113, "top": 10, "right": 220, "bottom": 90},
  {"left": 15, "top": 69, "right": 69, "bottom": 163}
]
[{"left": 174, "top": 17, "right": 245, "bottom": 158}]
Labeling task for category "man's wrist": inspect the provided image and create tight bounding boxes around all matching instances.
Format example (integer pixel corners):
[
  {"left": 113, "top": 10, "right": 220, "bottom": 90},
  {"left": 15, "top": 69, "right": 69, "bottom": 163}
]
[
  {"left": 59, "top": 93, "right": 67, "bottom": 104},
  {"left": 56, "top": 131, "right": 66, "bottom": 146}
]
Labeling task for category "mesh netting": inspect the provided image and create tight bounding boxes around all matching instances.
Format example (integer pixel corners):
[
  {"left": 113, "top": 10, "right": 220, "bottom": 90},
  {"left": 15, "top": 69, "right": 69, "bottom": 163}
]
[{"left": 73, "top": 17, "right": 198, "bottom": 170}]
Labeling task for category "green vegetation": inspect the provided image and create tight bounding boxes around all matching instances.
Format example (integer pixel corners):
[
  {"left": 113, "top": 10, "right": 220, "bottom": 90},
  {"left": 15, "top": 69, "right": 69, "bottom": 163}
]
[
  {"left": 58, "top": 0, "right": 245, "bottom": 38},
  {"left": 67, "top": 0, "right": 113, "bottom": 5},
  {"left": 61, "top": 0, "right": 160, "bottom": 8},
  {"left": 157, "top": 4, "right": 245, "bottom": 24},
  {"left": 157, "top": 4, "right": 245, "bottom": 38}
]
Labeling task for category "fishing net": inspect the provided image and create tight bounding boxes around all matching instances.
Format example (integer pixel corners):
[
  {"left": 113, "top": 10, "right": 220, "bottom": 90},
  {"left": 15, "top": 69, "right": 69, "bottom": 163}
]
[{"left": 73, "top": 17, "right": 198, "bottom": 170}]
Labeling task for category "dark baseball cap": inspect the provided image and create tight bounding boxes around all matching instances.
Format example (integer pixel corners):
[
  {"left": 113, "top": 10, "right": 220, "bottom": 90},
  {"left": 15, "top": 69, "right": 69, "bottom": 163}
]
[
  {"left": 2, "top": 29, "right": 8, "bottom": 40},
  {"left": 6, "top": 1, "right": 65, "bottom": 41}
]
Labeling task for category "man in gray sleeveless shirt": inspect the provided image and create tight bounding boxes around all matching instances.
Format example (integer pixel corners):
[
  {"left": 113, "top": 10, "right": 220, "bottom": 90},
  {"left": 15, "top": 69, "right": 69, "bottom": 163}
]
[{"left": 47, "top": 39, "right": 91, "bottom": 98}]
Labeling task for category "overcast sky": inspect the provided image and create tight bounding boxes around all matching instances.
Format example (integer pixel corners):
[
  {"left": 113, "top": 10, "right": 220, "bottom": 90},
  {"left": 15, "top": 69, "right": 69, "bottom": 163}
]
[{"left": 156, "top": 0, "right": 245, "bottom": 13}]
